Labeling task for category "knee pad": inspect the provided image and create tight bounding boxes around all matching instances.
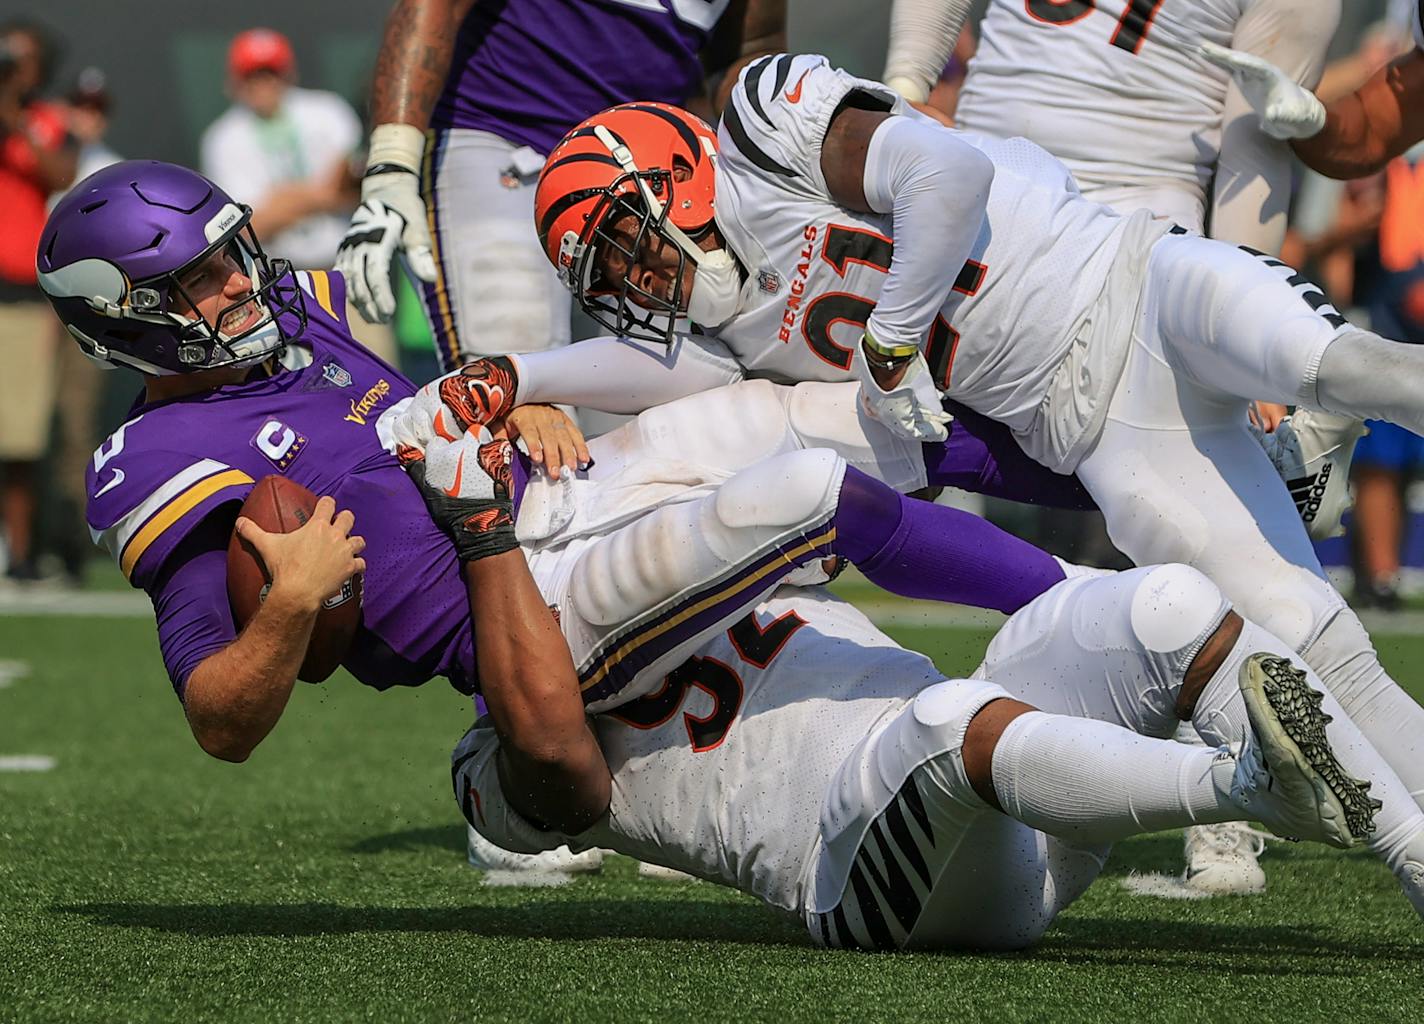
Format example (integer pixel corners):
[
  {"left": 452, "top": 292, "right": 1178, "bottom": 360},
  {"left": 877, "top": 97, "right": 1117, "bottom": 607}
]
[
  {"left": 1127, "top": 564, "right": 1229, "bottom": 657},
  {"left": 569, "top": 451, "right": 844, "bottom": 628},
  {"left": 570, "top": 499, "right": 708, "bottom": 627},
  {"left": 713, "top": 448, "right": 845, "bottom": 533}
]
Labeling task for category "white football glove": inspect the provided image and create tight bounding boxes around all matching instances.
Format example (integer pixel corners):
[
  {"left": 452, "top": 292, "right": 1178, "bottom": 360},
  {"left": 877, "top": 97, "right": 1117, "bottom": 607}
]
[
  {"left": 391, "top": 413, "right": 519, "bottom": 562},
  {"left": 336, "top": 124, "right": 439, "bottom": 324},
  {"left": 1199, "top": 41, "right": 1327, "bottom": 141},
  {"left": 854, "top": 348, "right": 953, "bottom": 442}
]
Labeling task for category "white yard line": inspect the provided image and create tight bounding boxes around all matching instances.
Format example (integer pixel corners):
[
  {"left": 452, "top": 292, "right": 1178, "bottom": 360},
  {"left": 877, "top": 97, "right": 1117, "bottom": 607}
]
[
  {"left": 0, "top": 590, "right": 150, "bottom": 618},
  {"left": 0, "top": 755, "right": 56, "bottom": 772},
  {"left": 0, "top": 660, "right": 30, "bottom": 688}
]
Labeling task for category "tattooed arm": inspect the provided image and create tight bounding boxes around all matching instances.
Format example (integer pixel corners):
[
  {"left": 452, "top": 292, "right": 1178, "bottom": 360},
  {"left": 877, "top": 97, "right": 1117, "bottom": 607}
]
[
  {"left": 369, "top": 0, "right": 479, "bottom": 129},
  {"left": 339, "top": 0, "right": 477, "bottom": 322}
]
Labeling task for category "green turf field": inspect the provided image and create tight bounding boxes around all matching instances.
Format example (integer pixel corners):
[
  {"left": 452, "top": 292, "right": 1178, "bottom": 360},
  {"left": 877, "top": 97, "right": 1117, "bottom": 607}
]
[{"left": 2, "top": 614, "right": 1420, "bottom": 1023}]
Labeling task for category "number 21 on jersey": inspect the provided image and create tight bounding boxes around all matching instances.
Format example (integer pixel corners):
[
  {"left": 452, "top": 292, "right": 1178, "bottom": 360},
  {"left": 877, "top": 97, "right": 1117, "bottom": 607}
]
[
  {"left": 803, "top": 224, "right": 985, "bottom": 391},
  {"left": 1025, "top": 0, "right": 1166, "bottom": 55}
]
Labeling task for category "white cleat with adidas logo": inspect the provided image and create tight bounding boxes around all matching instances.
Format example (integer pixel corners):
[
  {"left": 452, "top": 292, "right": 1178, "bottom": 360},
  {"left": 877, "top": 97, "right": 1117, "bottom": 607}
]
[{"left": 1255, "top": 409, "right": 1367, "bottom": 542}]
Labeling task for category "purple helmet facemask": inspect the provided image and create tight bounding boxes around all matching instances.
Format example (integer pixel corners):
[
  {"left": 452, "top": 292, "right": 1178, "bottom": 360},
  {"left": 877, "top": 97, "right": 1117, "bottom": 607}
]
[{"left": 36, "top": 160, "right": 306, "bottom": 376}]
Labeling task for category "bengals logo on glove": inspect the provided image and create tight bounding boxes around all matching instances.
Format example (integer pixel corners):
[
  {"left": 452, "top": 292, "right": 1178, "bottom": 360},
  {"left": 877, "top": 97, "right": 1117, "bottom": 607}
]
[
  {"left": 438, "top": 356, "right": 520, "bottom": 433},
  {"left": 475, "top": 433, "right": 514, "bottom": 499}
]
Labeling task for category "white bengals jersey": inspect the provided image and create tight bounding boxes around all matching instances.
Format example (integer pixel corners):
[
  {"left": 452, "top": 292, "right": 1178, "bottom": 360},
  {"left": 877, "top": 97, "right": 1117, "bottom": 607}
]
[
  {"left": 710, "top": 54, "right": 1128, "bottom": 440},
  {"left": 955, "top": 0, "right": 1334, "bottom": 229},
  {"left": 453, "top": 588, "right": 939, "bottom": 915}
]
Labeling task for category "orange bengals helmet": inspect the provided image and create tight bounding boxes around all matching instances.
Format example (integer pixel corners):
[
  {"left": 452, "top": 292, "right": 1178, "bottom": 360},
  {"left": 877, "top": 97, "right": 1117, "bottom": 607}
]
[{"left": 534, "top": 102, "right": 720, "bottom": 344}]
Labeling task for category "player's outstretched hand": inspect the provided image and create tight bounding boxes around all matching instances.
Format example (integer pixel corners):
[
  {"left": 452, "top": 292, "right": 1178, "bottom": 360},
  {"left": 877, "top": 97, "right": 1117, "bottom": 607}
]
[
  {"left": 234, "top": 496, "right": 367, "bottom": 613},
  {"left": 335, "top": 169, "right": 438, "bottom": 324},
  {"left": 855, "top": 347, "right": 953, "bottom": 442},
  {"left": 505, "top": 404, "right": 589, "bottom": 481},
  {"left": 1199, "top": 41, "right": 1326, "bottom": 141},
  {"left": 397, "top": 429, "right": 519, "bottom": 563}
]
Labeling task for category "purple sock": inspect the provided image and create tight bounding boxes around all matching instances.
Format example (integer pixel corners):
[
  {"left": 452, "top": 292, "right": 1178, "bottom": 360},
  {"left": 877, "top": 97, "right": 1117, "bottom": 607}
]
[
  {"left": 832, "top": 467, "right": 1065, "bottom": 614},
  {"left": 926, "top": 403, "right": 1097, "bottom": 510}
]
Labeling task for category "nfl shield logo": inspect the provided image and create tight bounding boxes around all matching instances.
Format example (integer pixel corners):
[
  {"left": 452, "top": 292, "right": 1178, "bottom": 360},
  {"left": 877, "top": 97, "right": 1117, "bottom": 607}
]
[
  {"left": 322, "top": 362, "right": 353, "bottom": 388},
  {"left": 757, "top": 269, "right": 781, "bottom": 294}
]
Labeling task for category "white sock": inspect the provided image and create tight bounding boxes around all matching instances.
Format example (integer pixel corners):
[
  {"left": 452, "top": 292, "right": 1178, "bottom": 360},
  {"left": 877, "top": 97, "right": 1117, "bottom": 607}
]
[
  {"left": 991, "top": 711, "right": 1240, "bottom": 845},
  {"left": 1304, "top": 611, "right": 1424, "bottom": 807},
  {"left": 1194, "top": 620, "right": 1424, "bottom": 870},
  {"left": 1315, "top": 329, "right": 1424, "bottom": 437}
]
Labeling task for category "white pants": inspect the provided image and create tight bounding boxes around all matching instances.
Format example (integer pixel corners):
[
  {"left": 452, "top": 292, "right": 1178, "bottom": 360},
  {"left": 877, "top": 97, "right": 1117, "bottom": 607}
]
[
  {"left": 1076, "top": 233, "right": 1348, "bottom": 652},
  {"left": 512, "top": 378, "right": 939, "bottom": 713},
  {"left": 1074, "top": 234, "right": 1424, "bottom": 805},
  {"left": 808, "top": 566, "right": 1224, "bottom": 951},
  {"left": 423, "top": 129, "right": 571, "bottom": 370}
]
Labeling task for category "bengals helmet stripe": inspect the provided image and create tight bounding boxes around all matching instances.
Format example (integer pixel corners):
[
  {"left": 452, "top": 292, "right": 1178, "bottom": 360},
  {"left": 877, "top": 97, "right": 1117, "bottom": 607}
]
[
  {"left": 542, "top": 152, "right": 622, "bottom": 177},
  {"left": 536, "top": 187, "right": 609, "bottom": 250},
  {"left": 618, "top": 103, "right": 704, "bottom": 159}
]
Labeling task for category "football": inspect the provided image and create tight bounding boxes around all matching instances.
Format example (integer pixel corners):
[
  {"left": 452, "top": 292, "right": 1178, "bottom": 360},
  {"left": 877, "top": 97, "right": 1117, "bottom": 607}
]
[{"left": 226, "top": 475, "right": 363, "bottom": 683}]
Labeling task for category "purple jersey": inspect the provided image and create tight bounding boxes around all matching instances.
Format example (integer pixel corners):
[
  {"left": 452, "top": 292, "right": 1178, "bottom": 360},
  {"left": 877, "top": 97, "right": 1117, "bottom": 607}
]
[
  {"left": 432, "top": 0, "right": 732, "bottom": 154},
  {"left": 86, "top": 270, "right": 477, "bottom": 697}
]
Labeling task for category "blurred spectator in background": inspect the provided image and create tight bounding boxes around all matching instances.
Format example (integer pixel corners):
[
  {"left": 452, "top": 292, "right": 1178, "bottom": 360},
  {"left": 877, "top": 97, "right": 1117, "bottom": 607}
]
[
  {"left": 0, "top": 19, "right": 74, "bottom": 583},
  {"left": 201, "top": 29, "right": 360, "bottom": 271},
  {"left": 66, "top": 67, "right": 117, "bottom": 181},
  {"left": 47, "top": 67, "right": 119, "bottom": 584},
  {"left": 199, "top": 29, "right": 394, "bottom": 358},
  {"left": 1344, "top": 150, "right": 1424, "bottom": 608},
  {"left": 1283, "top": 21, "right": 1424, "bottom": 609}
]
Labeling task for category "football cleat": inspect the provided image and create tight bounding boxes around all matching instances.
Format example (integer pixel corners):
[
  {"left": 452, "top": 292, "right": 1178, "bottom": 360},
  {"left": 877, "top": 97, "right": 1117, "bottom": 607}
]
[
  {"left": 1255, "top": 410, "right": 1366, "bottom": 541},
  {"left": 1395, "top": 830, "right": 1424, "bottom": 921},
  {"left": 1231, "top": 654, "right": 1381, "bottom": 850},
  {"left": 1181, "top": 822, "right": 1267, "bottom": 895},
  {"left": 466, "top": 826, "right": 603, "bottom": 886}
]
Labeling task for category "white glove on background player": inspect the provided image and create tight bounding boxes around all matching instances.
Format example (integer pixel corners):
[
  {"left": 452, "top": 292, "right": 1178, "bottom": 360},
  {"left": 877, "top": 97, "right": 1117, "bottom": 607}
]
[
  {"left": 1199, "top": 41, "right": 1327, "bottom": 141},
  {"left": 336, "top": 124, "right": 439, "bottom": 324},
  {"left": 854, "top": 348, "right": 953, "bottom": 443}
]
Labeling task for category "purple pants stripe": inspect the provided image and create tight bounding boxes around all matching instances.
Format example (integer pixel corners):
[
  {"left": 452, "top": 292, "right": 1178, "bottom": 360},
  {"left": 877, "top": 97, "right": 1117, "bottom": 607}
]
[
  {"left": 419, "top": 129, "right": 464, "bottom": 372},
  {"left": 577, "top": 516, "right": 837, "bottom": 708}
]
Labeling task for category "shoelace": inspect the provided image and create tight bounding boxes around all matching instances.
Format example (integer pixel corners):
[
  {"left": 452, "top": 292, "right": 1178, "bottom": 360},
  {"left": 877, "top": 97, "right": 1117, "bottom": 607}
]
[{"left": 1186, "top": 822, "right": 1268, "bottom": 860}]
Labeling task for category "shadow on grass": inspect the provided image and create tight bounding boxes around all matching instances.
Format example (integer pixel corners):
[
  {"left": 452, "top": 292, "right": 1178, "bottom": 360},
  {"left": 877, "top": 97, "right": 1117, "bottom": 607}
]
[
  {"left": 348, "top": 825, "right": 467, "bottom": 855},
  {"left": 1034, "top": 916, "right": 1420, "bottom": 975},
  {"left": 53, "top": 898, "right": 809, "bottom": 947},
  {"left": 53, "top": 898, "right": 1418, "bottom": 974}
]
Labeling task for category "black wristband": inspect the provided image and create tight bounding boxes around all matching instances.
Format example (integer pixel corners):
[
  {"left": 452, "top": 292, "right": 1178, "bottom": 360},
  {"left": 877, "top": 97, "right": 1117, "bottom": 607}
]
[
  {"left": 364, "top": 163, "right": 420, "bottom": 180},
  {"left": 448, "top": 507, "right": 518, "bottom": 562},
  {"left": 860, "top": 340, "right": 917, "bottom": 371}
]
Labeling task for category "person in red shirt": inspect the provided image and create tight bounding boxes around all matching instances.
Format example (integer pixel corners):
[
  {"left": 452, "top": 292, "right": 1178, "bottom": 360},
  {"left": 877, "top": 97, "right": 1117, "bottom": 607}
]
[{"left": 0, "top": 20, "right": 75, "bottom": 582}]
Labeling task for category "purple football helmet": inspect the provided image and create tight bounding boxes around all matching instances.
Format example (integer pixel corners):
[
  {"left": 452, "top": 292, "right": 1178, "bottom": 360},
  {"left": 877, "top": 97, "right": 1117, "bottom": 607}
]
[{"left": 36, "top": 160, "right": 305, "bottom": 375}]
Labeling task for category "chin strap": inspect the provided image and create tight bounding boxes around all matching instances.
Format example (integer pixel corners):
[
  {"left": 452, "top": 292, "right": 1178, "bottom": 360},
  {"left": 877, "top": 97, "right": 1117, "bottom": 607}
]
[{"left": 592, "top": 123, "right": 715, "bottom": 271}]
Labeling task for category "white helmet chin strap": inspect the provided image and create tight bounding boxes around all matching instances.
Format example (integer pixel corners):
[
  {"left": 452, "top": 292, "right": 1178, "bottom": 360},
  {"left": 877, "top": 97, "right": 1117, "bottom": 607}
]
[{"left": 592, "top": 124, "right": 743, "bottom": 328}]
